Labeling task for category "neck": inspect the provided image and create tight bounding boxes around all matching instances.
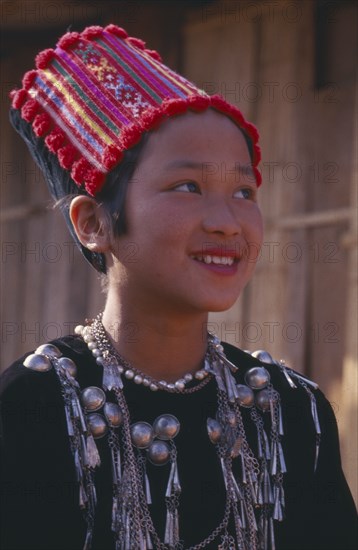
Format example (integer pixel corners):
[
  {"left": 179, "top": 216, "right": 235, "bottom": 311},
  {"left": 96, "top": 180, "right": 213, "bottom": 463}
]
[{"left": 101, "top": 289, "right": 210, "bottom": 383}]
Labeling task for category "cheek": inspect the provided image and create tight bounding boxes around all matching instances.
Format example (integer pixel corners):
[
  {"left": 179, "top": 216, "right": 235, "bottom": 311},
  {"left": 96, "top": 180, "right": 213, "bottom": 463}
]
[
  {"left": 244, "top": 207, "right": 264, "bottom": 256},
  {"left": 134, "top": 203, "right": 190, "bottom": 243}
]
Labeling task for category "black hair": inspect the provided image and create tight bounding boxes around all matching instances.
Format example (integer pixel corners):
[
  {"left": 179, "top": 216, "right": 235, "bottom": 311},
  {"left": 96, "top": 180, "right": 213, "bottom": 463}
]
[{"left": 9, "top": 108, "right": 148, "bottom": 274}]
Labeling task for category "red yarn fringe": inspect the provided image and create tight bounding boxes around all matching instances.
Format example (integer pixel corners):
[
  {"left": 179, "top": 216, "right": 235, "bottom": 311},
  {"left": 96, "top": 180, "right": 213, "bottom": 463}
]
[
  {"left": 11, "top": 89, "right": 28, "bottom": 109},
  {"left": 141, "top": 107, "right": 164, "bottom": 130},
  {"left": 45, "top": 128, "right": 65, "bottom": 153},
  {"left": 57, "top": 32, "right": 81, "bottom": 49},
  {"left": 71, "top": 158, "right": 105, "bottom": 195},
  {"left": 21, "top": 99, "right": 40, "bottom": 122},
  {"left": 22, "top": 70, "right": 37, "bottom": 90},
  {"left": 58, "top": 145, "right": 78, "bottom": 170},
  {"left": 127, "top": 37, "right": 146, "bottom": 50},
  {"left": 85, "top": 169, "right": 106, "bottom": 196},
  {"left": 162, "top": 98, "right": 189, "bottom": 116},
  {"left": 82, "top": 26, "right": 104, "bottom": 40},
  {"left": 120, "top": 124, "right": 143, "bottom": 148},
  {"left": 188, "top": 95, "right": 211, "bottom": 111},
  {"left": 36, "top": 49, "right": 56, "bottom": 69},
  {"left": 102, "top": 144, "right": 124, "bottom": 170},
  {"left": 145, "top": 49, "right": 162, "bottom": 62},
  {"left": 105, "top": 25, "right": 128, "bottom": 39},
  {"left": 71, "top": 158, "right": 90, "bottom": 184},
  {"left": 254, "top": 167, "right": 262, "bottom": 186},
  {"left": 32, "top": 113, "right": 51, "bottom": 137}
]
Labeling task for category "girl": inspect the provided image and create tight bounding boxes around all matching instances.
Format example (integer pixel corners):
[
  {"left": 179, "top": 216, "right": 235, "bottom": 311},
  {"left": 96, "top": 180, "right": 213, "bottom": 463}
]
[{"left": 1, "top": 24, "right": 356, "bottom": 550}]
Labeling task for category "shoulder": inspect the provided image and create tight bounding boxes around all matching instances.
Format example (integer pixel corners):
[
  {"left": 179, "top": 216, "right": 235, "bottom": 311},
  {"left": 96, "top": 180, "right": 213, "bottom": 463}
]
[
  {"left": 222, "top": 341, "right": 334, "bottom": 444},
  {"left": 0, "top": 336, "right": 88, "bottom": 550},
  {"left": 1, "top": 335, "right": 99, "bottom": 400},
  {"left": 222, "top": 341, "right": 319, "bottom": 393}
]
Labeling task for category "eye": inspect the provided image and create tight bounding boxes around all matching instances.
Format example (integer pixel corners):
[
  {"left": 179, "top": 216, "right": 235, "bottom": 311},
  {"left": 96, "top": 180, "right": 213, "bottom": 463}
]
[
  {"left": 233, "top": 187, "right": 256, "bottom": 200},
  {"left": 173, "top": 181, "right": 201, "bottom": 193}
]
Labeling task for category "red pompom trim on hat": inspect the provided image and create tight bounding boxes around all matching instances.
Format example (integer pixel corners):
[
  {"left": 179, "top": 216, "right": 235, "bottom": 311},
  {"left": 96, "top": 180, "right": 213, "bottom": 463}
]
[
  {"left": 57, "top": 32, "right": 81, "bottom": 49},
  {"left": 105, "top": 24, "right": 128, "bottom": 39},
  {"left": 127, "top": 37, "right": 146, "bottom": 50},
  {"left": 21, "top": 99, "right": 40, "bottom": 122},
  {"left": 82, "top": 26, "right": 104, "bottom": 40},
  {"left": 10, "top": 89, "right": 28, "bottom": 109},
  {"left": 144, "top": 49, "right": 162, "bottom": 62},
  {"left": 84, "top": 170, "right": 106, "bottom": 196},
  {"left": 210, "top": 95, "right": 244, "bottom": 124},
  {"left": 120, "top": 124, "right": 143, "bottom": 149},
  {"left": 22, "top": 70, "right": 37, "bottom": 90},
  {"left": 162, "top": 98, "right": 188, "bottom": 116},
  {"left": 102, "top": 144, "right": 124, "bottom": 170},
  {"left": 141, "top": 107, "right": 164, "bottom": 130},
  {"left": 58, "top": 145, "right": 77, "bottom": 170},
  {"left": 36, "top": 49, "right": 56, "bottom": 69},
  {"left": 188, "top": 95, "right": 211, "bottom": 111},
  {"left": 32, "top": 113, "right": 51, "bottom": 136},
  {"left": 253, "top": 145, "right": 261, "bottom": 166},
  {"left": 243, "top": 122, "right": 259, "bottom": 142},
  {"left": 71, "top": 157, "right": 90, "bottom": 185},
  {"left": 45, "top": 128, "right": 65, "bottom": 153},
  {"left": 71, "top": 158, "right": 105, "bottom": 195}
]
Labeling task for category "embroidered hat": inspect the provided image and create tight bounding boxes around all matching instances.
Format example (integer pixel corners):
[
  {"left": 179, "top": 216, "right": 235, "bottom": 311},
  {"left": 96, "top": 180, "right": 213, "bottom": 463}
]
[{"left": 10, "top": 24, "right": 261, "bottom": 196}]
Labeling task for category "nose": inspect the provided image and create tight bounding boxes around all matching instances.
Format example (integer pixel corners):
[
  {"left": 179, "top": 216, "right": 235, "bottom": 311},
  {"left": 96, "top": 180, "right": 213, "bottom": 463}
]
[{"left": 201, "top": 198, "right": 242, "bottom": 236}]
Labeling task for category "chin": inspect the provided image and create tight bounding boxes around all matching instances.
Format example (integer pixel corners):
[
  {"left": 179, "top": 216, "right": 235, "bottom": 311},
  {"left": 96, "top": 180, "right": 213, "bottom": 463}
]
[{"left": 202, "top": 294, "right": 242, "bottom": 313}]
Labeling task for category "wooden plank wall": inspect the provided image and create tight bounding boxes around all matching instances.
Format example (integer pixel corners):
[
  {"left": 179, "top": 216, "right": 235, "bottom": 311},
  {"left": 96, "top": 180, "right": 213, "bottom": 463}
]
[{"left": 183, "top": 0, "right": 357, "bottom": 502}]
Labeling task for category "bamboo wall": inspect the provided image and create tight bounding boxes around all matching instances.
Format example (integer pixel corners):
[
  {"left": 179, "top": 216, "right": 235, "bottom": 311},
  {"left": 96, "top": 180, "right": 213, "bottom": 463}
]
[{"left": 1, "top": 0, "right": 356, "bottom": 503}]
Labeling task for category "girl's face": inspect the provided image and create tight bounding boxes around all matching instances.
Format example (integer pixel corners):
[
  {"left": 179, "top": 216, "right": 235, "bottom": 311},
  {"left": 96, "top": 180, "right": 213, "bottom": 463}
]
[{"left": 108, "top": 109, "right": 263, "bottom": 315}]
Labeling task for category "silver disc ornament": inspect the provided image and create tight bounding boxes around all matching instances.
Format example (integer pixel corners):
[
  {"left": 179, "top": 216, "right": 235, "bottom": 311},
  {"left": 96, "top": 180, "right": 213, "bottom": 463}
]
[
  {"left": 153, "top": 414, "right": 180, "bottom": 440},
  {"left": 236, "top": 384, "right": 255, "bottom": 408},
  {"left": 35, "top": 344, "right": 62, "bottom": 358},
  {"left": 104, "top": 402, "right": 123, "bottom": 428},
  {"left": 57, "top": 356, "right": 77, "bottom": 378},
  {"left": 245, "top": 366, "right": 270, "bottom": 390},
  {"left": 207, "top": 418, "right": 223, "bottom": 445},
  {"left": 147, "top": 440, "right": 171, "bottom": 465},
  {"left": 251, "top": 349, "right": 274, "bottom": 364},
  {"left": 131, "top": 422, "right": 154, "bottom": 449},
  {"left": 255, "top": 389, "right": 272, "bottom": 412},
  {"left": 23, "top": 353, "right": 52, "bottom": 372},
  {"left": 87, "top": 413, "right": 109, "bottom": 439},
  {"left": 81, "top": 386, "right": 106, "bottom": 411}
]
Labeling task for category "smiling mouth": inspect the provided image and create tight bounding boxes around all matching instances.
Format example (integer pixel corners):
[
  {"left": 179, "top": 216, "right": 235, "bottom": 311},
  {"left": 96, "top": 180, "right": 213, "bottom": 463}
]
[{"left": 190, "top": 254, "right": 237, "bottom": 266}]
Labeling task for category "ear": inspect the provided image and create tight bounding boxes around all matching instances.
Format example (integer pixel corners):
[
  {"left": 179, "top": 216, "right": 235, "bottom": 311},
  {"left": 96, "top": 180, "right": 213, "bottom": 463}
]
[{"left": 69, "top": 195, "right": 111, "bottom": 253}]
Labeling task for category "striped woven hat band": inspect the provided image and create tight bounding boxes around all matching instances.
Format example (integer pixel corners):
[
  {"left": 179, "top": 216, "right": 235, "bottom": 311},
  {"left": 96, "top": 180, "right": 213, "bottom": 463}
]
[{"left": 10, "top": 24, "right": 261, "bottom": 196}]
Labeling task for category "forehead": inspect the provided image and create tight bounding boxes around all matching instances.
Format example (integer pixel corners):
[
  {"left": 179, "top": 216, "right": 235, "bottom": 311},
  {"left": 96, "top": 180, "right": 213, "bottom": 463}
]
[{"left": 136, "top": 109, "right": 252, "bottom": 173}]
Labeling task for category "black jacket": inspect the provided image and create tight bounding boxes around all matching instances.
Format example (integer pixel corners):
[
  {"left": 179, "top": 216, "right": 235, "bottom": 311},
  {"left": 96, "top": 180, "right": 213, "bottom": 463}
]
[{"left": 1, "top": 336, "right": 357, "bottom": 550}]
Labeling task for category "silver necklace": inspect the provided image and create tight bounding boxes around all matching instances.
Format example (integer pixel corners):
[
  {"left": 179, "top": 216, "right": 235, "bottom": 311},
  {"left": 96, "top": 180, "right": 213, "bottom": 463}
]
[{"left": 75, "top": 313, "right": 212, "bottom": 393}]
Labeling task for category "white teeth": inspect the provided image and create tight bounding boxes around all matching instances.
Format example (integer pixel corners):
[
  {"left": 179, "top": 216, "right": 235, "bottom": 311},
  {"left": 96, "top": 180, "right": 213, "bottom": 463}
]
[{"left": 191, "top": 255, "right": 235, "bottom": 266}]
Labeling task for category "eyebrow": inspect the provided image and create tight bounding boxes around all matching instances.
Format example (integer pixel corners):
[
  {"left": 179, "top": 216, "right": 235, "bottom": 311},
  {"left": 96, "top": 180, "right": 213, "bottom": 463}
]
[{"left": 163, "top": 160, "right": 255, "bottom": 177}]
